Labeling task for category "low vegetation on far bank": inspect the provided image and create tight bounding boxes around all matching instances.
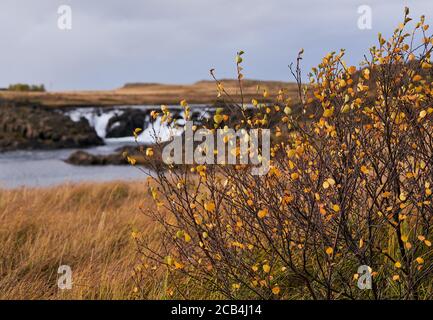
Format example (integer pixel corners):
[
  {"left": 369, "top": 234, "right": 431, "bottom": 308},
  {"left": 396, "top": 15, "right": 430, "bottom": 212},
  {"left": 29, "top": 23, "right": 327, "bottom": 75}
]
[{"left": 7, "top": 83, "right": 45, "bottom": 92}]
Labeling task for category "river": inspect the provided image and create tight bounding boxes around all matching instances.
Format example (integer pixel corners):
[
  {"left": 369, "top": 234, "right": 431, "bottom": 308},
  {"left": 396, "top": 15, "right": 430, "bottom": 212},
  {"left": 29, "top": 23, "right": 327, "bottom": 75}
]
[{"left": 0, "top": 104, "right": 210, "bottom": 189}]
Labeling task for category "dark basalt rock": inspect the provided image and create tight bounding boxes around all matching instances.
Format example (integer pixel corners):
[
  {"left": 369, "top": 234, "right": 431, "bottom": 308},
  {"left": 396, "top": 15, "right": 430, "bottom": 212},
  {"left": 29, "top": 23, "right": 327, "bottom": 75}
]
[
  {"left": 0, "top": 105, "right": 103, "bottom": 151},
  {"left": 65, "top": 144, "right": 162, "bottom": 168},
  {"left": 66, "top": 144, "right": 150, "bottom": 166},
  {"left": 105, "top": 108, "right": 150, "bottom": 138},
  {"left": 65, "top": 150, "right": 127, "bottom": 165}
]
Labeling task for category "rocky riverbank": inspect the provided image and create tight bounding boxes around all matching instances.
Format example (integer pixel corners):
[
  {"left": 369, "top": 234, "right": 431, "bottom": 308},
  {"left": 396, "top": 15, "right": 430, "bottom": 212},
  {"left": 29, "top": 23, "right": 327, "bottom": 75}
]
[
  {"left": 0, "top": 105, "right": 103, "bottom": 151},
  {"left": 65, "top": 146, "right": 140, "bottom": 166}
]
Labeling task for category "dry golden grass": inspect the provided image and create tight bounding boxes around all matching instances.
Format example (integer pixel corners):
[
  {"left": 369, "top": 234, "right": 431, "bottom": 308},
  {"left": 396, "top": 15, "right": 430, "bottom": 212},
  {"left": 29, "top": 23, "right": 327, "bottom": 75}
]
[{"left": 0, "top": 180, "right": 161, "bottom": 300}]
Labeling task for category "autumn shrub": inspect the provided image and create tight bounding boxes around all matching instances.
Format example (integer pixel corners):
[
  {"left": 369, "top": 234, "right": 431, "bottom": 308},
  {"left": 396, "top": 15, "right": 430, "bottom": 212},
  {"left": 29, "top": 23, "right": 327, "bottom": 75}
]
[{"left": 135, "top": 9, "right": 433, "bottom": 300}]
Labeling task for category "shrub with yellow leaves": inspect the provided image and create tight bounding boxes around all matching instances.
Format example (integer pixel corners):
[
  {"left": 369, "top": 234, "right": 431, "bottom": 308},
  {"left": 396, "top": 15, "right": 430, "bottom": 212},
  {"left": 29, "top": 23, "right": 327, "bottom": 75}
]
[{"left": 134, "top": 8, "right": 433, "bottom": 300}]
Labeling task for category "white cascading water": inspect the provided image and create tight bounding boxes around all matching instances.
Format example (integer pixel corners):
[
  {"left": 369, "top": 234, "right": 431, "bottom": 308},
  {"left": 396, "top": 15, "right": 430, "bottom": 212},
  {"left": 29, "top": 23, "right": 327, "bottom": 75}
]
[{"left": 64, "top": 105, "right": 210, "bottom": 144}]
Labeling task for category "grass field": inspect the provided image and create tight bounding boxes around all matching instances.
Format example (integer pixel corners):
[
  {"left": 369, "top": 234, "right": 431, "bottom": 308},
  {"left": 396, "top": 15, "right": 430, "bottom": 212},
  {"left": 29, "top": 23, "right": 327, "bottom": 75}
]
[{"left": 0, "top": 181, "right": 160, "bottom": 299}]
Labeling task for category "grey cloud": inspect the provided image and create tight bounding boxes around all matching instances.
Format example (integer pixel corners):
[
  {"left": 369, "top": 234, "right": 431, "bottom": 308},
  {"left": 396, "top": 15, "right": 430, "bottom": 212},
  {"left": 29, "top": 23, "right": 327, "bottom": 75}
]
[{"left": 0, "top": 0, "right": 432, "bottom": 90}]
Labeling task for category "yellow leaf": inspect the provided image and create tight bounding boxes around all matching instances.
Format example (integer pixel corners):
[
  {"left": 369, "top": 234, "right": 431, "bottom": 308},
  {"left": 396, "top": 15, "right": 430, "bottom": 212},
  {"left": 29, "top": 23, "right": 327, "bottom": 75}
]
[
  {"left": 258, "top": 208, "right": 268, "bottom": 219},
  {"left": 214, "top": 114, "right": 224, "bottom": 124},
  {"left": 323, "top": 108, "right": 334, "bottom": 118},
  {"left": 360, "top": 165, "right": 370, "bottom": 174},
  {"left": 327, "top": 178, "right": 336, "bottom": 186},
  {"left": 146, "top": 148, "right": 154, "bottom": 157},
  {"left": 287, "top": 149, "right": 296, "bottom": 158},
  {"left": 413, "top": 75, "right": 422, "bottom": 82},
  {"left": 283, "top": 194, "right": 294, "bottom": 204},
  {"left": 290, "top": 172, "right": 299, "bottom": 180},
  {"left": 341, "top": 104, "right": 350, "bottom": 113},
  {"left": 425, "top": 240, "right": 432, "bottom": 247},
  {"left": 127, "top": 156, "right": 137, "bottom": 166},
  {"left": 326, "top": 247, "right": 333, "bottom": 255},
  {"left": 348, "top": 66, "right": 357, "bottom": 74},
  {"left": 272, "top": 286, "right": 281, "bottom": 295},
  {"left": 150, "top": 188, "right": 158, "bottom": 200},
  {"left": 416, "top": 257, "right": 424, "bottom": 264},
  {"left": 392, "top": 274, "right": 400, "bottom": 281},
  {"left": 184, "top": 233, "right": 191, "bottom": 243},
  {"left": 332, "top": 204, "right": 341, "bottom": 212},
  {"left": 421, "top": 62, "right": 432, "bottom": 69},
  {"left": 204, "top": 202, "right": 216, "bottom": 212},
  {"left": 419, "top": 110, "right": 427, "bottom": 118},
  {"left": 166, "top": 256, "right": 173, "bottom": 266},
  {"left": 395, "top": 261, "right": 402, "bottom": 268},
  {"left": 363, "top": 68, "right": 370, "bottom": 80},
  {"left": 382, "top": 191, "right": 392, "bottom": 198},
  {"left": 263, "top": 264, "right": 271, "bottom": 273}
]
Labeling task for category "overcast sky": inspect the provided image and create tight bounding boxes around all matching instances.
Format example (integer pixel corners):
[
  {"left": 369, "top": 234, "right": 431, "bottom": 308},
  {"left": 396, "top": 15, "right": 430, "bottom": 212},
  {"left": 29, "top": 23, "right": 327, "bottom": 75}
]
[{"left": 0, "top": 0, "right": 432, "bottom": 90}]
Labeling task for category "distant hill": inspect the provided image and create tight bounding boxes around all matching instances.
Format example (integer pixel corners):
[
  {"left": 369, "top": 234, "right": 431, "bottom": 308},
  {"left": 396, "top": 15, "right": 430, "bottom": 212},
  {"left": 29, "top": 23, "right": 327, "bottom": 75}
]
[
  {"left": 0, "top": 79, "right": 299, "bottom": 108},
  {"left": 121, "top": 79, "right": 293, "bottom": 91}
]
